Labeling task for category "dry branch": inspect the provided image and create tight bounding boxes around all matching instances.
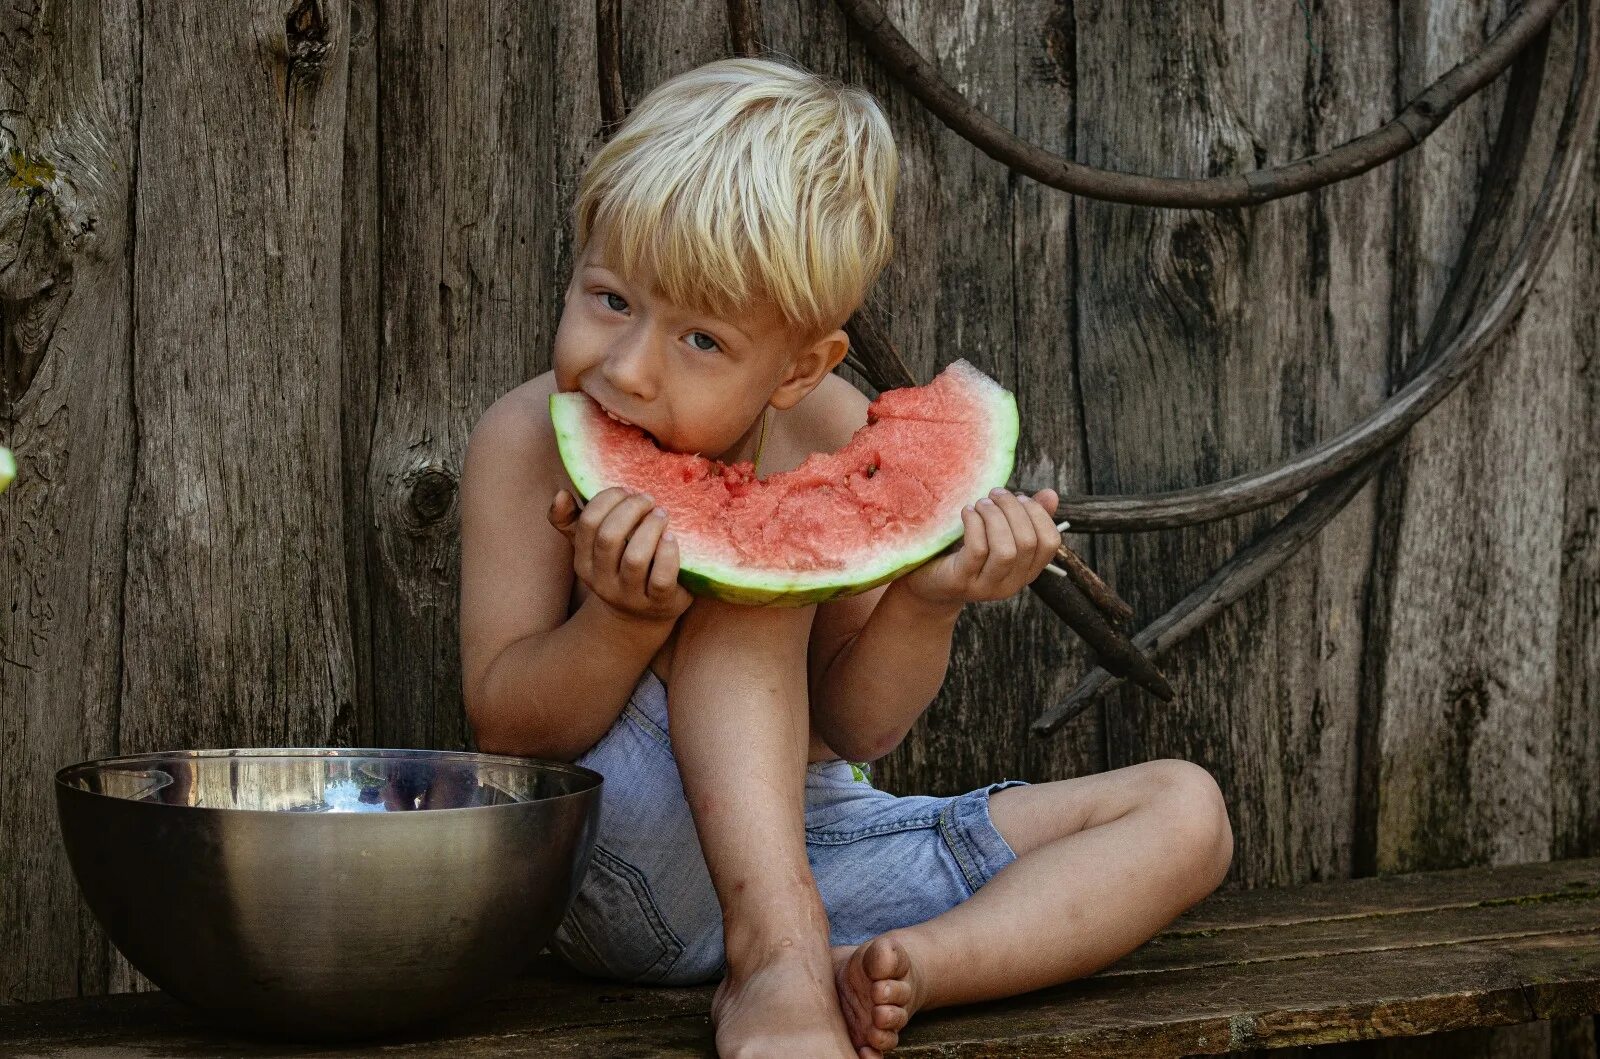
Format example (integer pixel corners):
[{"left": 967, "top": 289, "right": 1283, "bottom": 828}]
[
  {"left": 1053, "top": 544, "right": 1134, "bottom": 626},
  {"left": 835, "top": 0, "right": 1565, "bottom": 209}
]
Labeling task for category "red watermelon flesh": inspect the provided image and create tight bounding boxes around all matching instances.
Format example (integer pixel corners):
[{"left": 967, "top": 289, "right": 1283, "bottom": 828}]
[{"left": 551, "top": 359, "right": 1019, "bottom": 605}]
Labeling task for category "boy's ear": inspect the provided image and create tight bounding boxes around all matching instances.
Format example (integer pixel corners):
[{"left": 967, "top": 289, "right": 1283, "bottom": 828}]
[{"left": 769, "top": 328, "right": 851, "bottom": 410}]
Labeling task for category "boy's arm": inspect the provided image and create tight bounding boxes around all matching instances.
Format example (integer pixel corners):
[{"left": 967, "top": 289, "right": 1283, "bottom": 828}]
[
  {"left": 801, "top": 379, "right": 951, "bottom": 762},
  {"left": 459, "top": 387, "right": 685, "bottom": 760},
  {"left": 808, "top": 582, "right": 962, "bottom": 762},
  {"left": 809, "top": 489, "right": 1063, "bottom": 762}
]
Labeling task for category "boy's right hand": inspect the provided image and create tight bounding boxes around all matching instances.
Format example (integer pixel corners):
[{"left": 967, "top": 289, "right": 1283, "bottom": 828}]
[{"left": 549, "top": 487, "right": 693, "bottom": 626}]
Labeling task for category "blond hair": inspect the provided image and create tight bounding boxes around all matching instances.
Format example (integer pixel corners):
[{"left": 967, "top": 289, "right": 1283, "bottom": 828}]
[{"left": 574, "top": 56, "right": 898, "bottom": 341}]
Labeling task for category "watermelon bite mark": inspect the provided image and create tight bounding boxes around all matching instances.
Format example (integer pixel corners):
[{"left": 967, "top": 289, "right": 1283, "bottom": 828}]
[{"left": 551, "top": 360, "right": 1019, "bottom": 605}]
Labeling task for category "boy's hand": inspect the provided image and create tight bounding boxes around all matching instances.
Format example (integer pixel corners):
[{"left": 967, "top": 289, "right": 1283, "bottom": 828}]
[
  {"left": 549, "top": 487, "right": 693, "bottom": 625},
  {"left": 899, "top": 488, "right": 1062, "bottom": 607}
]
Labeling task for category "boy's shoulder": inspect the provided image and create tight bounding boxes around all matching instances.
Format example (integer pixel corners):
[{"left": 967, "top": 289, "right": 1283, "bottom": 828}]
[
  {"left": 466, "top": 371, "right": 567, "bottom": 481},
  {"left": 480, "top": 370, "right": 560, "bottom": 426}
]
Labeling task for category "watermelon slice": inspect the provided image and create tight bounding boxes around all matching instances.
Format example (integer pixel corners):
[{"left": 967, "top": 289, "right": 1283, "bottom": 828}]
[
  {"left": 0, "top": 446, "right": 13, "bottom": 495},
  {"left": 550, "top": 360, "right": 1019, "bottom": 606}
]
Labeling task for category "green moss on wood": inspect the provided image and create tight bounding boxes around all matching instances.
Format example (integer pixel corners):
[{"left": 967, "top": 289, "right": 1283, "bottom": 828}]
[
  {"left": 1478, "top": 886, "right": 1600, "bottom": 908},
  {"left": 6, "top": 150, "right": 56, "bottom": 192}
]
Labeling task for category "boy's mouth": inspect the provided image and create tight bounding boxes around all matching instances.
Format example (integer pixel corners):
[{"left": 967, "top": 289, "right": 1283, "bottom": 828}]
[{"left": 599, "top": 404, "right": 664, "bottom": 447}]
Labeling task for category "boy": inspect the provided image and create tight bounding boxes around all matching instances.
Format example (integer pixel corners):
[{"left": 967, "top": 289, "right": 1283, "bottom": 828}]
[{"left": 459, "top": 57, "right": 1232, "bottom": 1058}]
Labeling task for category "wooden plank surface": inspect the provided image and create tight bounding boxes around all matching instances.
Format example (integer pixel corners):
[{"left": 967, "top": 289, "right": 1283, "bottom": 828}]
[
  {"left": 363, "top": 0, "right": 561, "bottom": 751},
  {"left": 1553, "top": 86, "right": 1600, "bottom": 869},
  {"left": 1359, "top": 6, "right": 1586, "bottom": 1056},
  {"left": 0, "top": 0, "right": 140, "bottom": 1004},
  {"left": 3, "top": 860, "right": 1595, "bottom": 1058},
  {"left": 1365, "top": 0, "right": 1568, "bottom": 878},
  {"left": 1071, "top": 0, "right": 1392, "bottom": 891},
  {"left": 99, "top": 1, "right": 364, "bottom": 998}
]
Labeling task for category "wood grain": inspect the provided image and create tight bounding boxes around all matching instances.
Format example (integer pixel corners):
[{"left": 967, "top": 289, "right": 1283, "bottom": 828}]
[
  {"left": 0, "top": 0, "right": 140, "bottom": 1005},
  {"left": 1554, "top": 122, "right": 1600, "bottom": 865},
  {"left": 1072, "top": 0, "right": 1392, "bottom": 889},
  {"left": 1364, "top": 0, "right": 1570, "bottom": 877},
  {"left": 365, "top": 0, "right": 559, "bottom": 750}
]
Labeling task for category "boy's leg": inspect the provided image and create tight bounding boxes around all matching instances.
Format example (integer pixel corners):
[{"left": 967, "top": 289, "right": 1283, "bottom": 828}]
[
  {"left": 834, "top": 760, "right": 1233, "bottom": 1053},
  {"left": 669, "top": 600, "right": 860, "bottom": 1059}
]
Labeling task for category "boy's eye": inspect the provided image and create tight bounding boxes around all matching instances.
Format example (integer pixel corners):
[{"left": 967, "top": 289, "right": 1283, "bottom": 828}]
[{"left": 595, "top": 288, "right": 719, "bottom": 351}]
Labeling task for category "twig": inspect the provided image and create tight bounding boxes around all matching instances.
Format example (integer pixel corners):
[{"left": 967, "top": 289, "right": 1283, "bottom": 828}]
[
  {"left": 1030, "top": 566, "right": 1174, "bottom": 702},
  {"left": 1054, "top": 544, "right": 1134, "bottom": 625}
]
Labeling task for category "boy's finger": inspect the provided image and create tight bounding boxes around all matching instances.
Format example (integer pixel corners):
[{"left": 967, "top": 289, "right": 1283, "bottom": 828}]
[
  {"left": 973, "top": 497, "right": 1016, "bottom": 588},
  {"left": 648, "top": 531, "right": 683, "bottom": 600},
  {"left": 1020, "top": 491, "right": 1062, "bottom": 569},
  {"left": 592, "top": 493, "right": 657, "bottom": 575},
  {"left": 1032, "top": 487, "right": 1060, "bottom": 517},
  {"left": 950, "top": 504, "right": 988, "bottom": 581},
  {"left": 619, "top": 507, "right": 668, "bottom": 592},
  {"left": 992, "top": 490, "right": 1038, "bottom": 558},
  {"left": 573, "top": 487, "right": 629, "bottom": 552},
  {"left": 547, "top": 489, "right": 582, "bottom": 536}
]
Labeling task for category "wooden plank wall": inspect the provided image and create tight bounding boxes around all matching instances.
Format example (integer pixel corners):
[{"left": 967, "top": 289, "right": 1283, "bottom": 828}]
[{"left": 1, "top": 3, "right": 1596, "bottom": 1055}]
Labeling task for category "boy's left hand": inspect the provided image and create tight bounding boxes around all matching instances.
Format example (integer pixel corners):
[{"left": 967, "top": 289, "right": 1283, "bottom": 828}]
[{"left": 899, "top": 488, "right": 1062, "bottom": 607}]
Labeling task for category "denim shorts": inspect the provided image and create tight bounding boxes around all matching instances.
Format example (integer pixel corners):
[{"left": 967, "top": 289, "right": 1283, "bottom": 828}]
[{"left": 551, "top": 670, "right": 1026, "bottom": 985}]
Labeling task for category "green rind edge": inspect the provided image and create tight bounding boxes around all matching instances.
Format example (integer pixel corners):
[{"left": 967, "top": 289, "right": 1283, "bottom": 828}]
[
  {"left": 549, "top": 368, "right": 1020, "bottom": 607},
  {"left": 0, "top": 447, "right": 14, "bottom": 495}
]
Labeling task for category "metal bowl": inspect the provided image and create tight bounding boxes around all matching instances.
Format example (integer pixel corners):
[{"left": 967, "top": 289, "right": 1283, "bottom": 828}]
[{"left": 55, "top": 748, "right": 601, "bottom": 1039}]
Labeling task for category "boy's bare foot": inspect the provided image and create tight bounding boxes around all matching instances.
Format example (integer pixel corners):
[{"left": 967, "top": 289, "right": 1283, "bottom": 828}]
[
  {"left": 832, "top": 932, "right": 924, "bottom": 1056},
  {"left": 712, "top": 944, "right": 859, "bottom": 1059}
]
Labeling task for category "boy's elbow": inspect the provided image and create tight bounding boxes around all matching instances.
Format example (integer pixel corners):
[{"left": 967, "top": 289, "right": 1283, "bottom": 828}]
[
  {"left": 465, "top": 694, "right": 566, "bottom": 762},
  {"left": 826, "top": 723, "right": 905, "bottom": 765},
  {"left": 862, "top": 731, "right": 907, "bottom": 764},
  {"left": 465, "top": 700, "right": 517, "bottom": 756},
  {"left": 471, "top": 719, "right": 575, "bottom": 762}
]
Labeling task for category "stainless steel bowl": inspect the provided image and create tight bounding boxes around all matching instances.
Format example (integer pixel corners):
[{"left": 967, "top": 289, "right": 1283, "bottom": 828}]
[{"left": 55, "top": 748, "right": 601, "bottom": 1039}]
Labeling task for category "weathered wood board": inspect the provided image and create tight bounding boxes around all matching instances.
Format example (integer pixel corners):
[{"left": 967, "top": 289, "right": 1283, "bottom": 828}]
[
  {"left": 0, "top": 0, "right": 140, "bottom": 1007},
  {"left": 1070, "top": 0, "right": 1394, "bottom": 893},
  {"left": 1, "top": 859, "right": 1596, "bottom": 1058}
]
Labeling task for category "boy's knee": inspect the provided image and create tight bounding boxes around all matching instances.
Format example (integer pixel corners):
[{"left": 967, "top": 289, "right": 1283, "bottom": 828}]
[{"left": 1146, "top": 759, "right": 1233, "bottom": 888}]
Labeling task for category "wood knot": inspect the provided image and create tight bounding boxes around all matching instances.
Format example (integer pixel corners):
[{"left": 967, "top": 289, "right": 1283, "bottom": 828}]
[
  {"left": 405, "top": 464, "right": 458, "bottom": 526},
  {"left": 285, "top": 0, "right": 331, "bottom": 69},
  {"left": 1038, "top": 0, "right": 1075, "bottom": 92},
  {"left": 1149, "top": 211, "right": 1246, "bottom": 333}
]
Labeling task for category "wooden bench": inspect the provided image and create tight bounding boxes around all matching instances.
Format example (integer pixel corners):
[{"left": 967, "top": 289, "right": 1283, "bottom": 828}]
[{"left": 2, "top": 859, "right": 1596, "bottom": 1057}]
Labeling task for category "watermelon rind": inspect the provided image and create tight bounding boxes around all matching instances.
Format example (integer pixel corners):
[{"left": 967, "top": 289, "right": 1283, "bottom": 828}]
[
  {"left": 550, "top": 364, "right": 1019, "bottom": 606},
  {"left": 0, "top": 447, "right": 14, "bottom": 495}
]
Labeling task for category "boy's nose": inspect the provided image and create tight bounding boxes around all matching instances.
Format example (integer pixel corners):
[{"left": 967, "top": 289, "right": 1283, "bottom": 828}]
[{"left": 602, "top": 335, "right": 659, "bottom": 401}]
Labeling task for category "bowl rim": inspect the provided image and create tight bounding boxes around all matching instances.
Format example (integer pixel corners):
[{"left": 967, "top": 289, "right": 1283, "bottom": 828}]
[{"left": 54, "top": 746, "right": 603, "bottom": 816}]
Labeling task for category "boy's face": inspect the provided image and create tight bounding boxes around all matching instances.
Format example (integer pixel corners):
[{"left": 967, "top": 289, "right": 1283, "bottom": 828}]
[{"left": 553, "top": 229, "right": 846, "bottom": 460}]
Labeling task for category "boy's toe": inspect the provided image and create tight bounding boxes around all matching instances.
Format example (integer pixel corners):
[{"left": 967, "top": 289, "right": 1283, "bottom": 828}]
[
  {"left": 873, "top": 977, "right": 912, "bottom": 1006},
  {"left": 864, "top": 935, "right": 911, "bottom": 981},
  {"left": 867, "top": 1025, "right": 900, "bottom": 1052},
  {"left": 875, "top": 1003, "right": 909, "bottom": 1031}
]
